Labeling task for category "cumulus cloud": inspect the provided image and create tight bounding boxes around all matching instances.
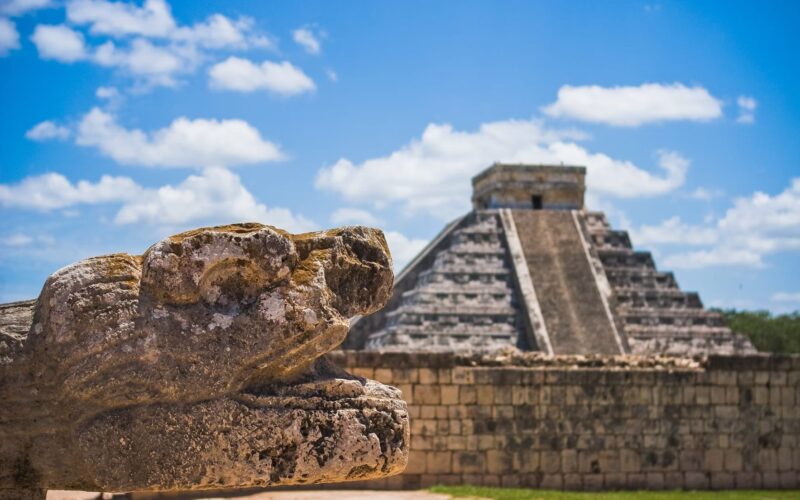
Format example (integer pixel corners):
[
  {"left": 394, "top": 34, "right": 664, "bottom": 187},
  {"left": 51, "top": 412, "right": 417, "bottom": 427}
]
[
  {"left": 292, "top": 27, "right": 320, "bottom": 54},
  {"left": 31, "top": 24, "right": 87, "bottom": 62},
  {"left": 330, "top": 207, "right": 383, "bottom": 226},
  {"left": 0, "top": 17, "right": 19, "bottom": 56},
  {"left": 588, "top": 148, "right": 687, "bottom": 198},
  {"left": 25, "top": 120, "right": 71, "bottom": 141},
  {"left": 22, "top": 1, "right": 272, "bottom": 88},
  {"left": 0, "top": 168, "right": 314, "bottom": 232},
  {"left": 94, "top": 38, "right": 199, "bottom": 88},
  {"left": 384, "top": 231, "right": 428, "bottom": 272},
  {"left": 26, "top": 3, "right": 269, "bottom": 86},
  {"left": 75, "top": 107, "right": 282, "bottom": 168},
  {"left": 315, "top": 118, "right": 687, "bottom": 220},
  {"left": 717, "top": 179, "right": 800, "bottom": 245},
  {"left": 636, "top": 178, "right": 800, "bottom": 268},
  {"left": 631, "top": 216, "right": 718, "bottom": 247},
  {"left": 67, "top": 0, "right": 267, "bottom": 49},
  {"left": 114, "top": 167, "right": 314, "bottom": 231},
  {"left": 172, "top": 14, "right": 262, "bottom": 49},
  {"left": 29, "top": 26, "right": 201, "bottom": 88},
  {"left": 0, "top": 171, "right": 141, "bottom": 210},
  {"left": 66, "top": 0, "right": 175, "bottom": 37},
  {"left": 1, "top": 0, "right": 52, "bottom": 16},
  {"left": 737, "top": 95, "right": 757, "bottom": 124},
  {"left": 542, "top": 83, "right": 723, "bottom": 126},
  {"left": 209, "top": 57, "right": 315, "bottom": 95}
]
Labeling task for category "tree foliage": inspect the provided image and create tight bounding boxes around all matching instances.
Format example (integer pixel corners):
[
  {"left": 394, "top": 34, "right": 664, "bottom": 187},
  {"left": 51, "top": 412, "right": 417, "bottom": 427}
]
[{"left": 716, "top": 309, "right": 800, "bottom": 354}]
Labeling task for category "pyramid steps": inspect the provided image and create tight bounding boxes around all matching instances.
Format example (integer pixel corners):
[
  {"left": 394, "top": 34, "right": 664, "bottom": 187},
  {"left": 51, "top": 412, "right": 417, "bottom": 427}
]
[
  {"left": 347, "top": 164, "right": 756, "bottom": 356},
  {"left": 581, "top": 211, "right": 755, "bottom": 355},
  {"left": 615, "top": 289, "right": 703, "bottom": 309},
  {"left": 511, "top": 210, "right": 623, "bottom": 355},
  {"left": 361, "top": 211, "right": 525, "bottom": 351}
]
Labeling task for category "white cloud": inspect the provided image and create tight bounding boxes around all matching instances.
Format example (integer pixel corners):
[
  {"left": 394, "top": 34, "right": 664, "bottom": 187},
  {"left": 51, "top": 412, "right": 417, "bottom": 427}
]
[
  {"left": 75, "top": 107, "right": 282, "bottom": 168},
  {"left": 66, "top": 0, "right": 176, "bottom": 38},
  {"left": 33, "top": 1, "right": 270, "bottom": 88},
  {"left": 95, "top": 85, "right": 124, "bottom": 109},
  {"left": 326, "top": 68, "right": 338, "bottom": 82},
  {"left": 737, "top": 95, "right": 757, "bottom": 124},
  {"left": 737, "top": 96, "right": 757, "bottom": 111},
  {"left": 384, "top": 231, "right": 428, "bottom": 272},
  {"left": 29, "top": 27, "right": 201, "bottom": 88},
  {"left": 93, "top": 38, "right": 198, "bottom": 88},
  {"left": 95, "top": 85, "right": 119, "bottom": 99},
  {"left": 172, "top": 14, "right": 258, "bottom": 49},
  {"left": 542, "top": 83, "right": 723, "bottom": 126},
  {"left": 209, "top": 57, "right": 315, "bottom": 96},
  {"left": 316, "top": 118, "right": 687, "bottom": 220},
  {"left": 688, "top": 187, "right": 723, "bottom": 201},
  {"left": 588, "top": 149, "right": 688, "bottom": 197},
  {"left": 0, "top": 17, "right": 19, "bottom": 56},
  {"left": 1, "top": 0, "right": 52, "bottom": 16},
  {"left": 25, "top": 120, "right": 71, "bottom": 141},
  {"left": 292, "top": 27, "right": 320, "bottom": 54},
  {"left": 631, "top": 216, "right": 718, "bottom": 247},
  {"left": 0, "top": 233, "right": 54, "bottom": 247},
  {"left": 66, "top": 0, "right": 268, "bottom": 49},
  {"left": 772, "top": 292, "right": 800, "bottom": 303},
  {"left": 638, "top": 178, "right": 800, "bottom": 269},
  {"left": 0, "top": 168, "right": 314, "bottom": 232},
  {"left": 1, "top": 233, "right": 33, "bottom": 246},
  {"left": 31, "top": 24, "right": 87, "bottom": 62},
  {"left": 0, "top": 171, "right": 142, "bottom": 210},
  {"left": 330, "top": 207, "right": 382, "bottom": 226},
  {"left": 717, "top": 179, "right": 800, "bottom": 247},
  {"left": 663, "top": 248, "right": 763, "bottom": 269},
  {"left": 114, "top": 167, "right": 314, "bottom": 231}
]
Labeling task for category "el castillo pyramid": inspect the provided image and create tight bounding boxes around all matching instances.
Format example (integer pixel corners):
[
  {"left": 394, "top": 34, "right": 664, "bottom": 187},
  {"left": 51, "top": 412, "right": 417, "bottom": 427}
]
[{"left": 346, "top": 163, "right": 755, "bottom": 356}]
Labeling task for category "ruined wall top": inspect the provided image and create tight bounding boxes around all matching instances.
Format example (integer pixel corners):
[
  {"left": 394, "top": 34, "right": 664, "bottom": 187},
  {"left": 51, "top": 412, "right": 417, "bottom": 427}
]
[{"left": 471, "top": 163, "right": 586, "bottom": 210}]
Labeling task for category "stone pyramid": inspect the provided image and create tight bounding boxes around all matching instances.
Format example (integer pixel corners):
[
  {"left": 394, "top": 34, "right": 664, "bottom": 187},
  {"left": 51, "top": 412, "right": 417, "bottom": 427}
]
[{"left": 346, "top": 163, "right": 755, "bottom": 356}]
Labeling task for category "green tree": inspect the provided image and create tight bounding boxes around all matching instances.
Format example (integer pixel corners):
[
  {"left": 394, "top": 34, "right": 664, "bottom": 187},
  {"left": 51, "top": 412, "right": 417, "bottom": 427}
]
[{"left": 716, "top": 309, "right": 800, "bottom": 354}]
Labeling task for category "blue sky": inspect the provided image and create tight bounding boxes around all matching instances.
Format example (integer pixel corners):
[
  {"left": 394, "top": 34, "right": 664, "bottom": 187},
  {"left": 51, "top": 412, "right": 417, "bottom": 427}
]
[{"left": 1, "top": 0, "right": 799, "bottom": 312}]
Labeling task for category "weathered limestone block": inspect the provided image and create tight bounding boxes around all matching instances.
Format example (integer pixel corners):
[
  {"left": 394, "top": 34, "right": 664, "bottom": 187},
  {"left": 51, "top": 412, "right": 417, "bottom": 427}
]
[{"left": 0, "top": 223, "right": 408, "bottom": 497}]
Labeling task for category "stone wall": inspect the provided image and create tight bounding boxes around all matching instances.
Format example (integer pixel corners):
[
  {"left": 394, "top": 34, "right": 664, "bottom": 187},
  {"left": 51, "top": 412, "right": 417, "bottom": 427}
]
[{"left": 330, "top": 351, "right": 799, "bottom": 490}]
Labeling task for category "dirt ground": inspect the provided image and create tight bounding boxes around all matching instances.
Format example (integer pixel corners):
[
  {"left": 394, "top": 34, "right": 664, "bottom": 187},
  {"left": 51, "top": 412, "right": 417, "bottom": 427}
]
[{"left": 47, "top": 491, "right": 455, "bottom": 500}]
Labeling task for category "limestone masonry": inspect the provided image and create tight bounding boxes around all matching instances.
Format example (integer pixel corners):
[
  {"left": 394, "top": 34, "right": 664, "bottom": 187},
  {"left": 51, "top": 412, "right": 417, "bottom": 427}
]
[
  {"left": 0, "top": 224, "right": 409, "bottom": 499},
  {"left": 347, "top": 163, "right": 755, "bottom": 356},
  {"left": 334, "top": 350, "right": 799, "bottom": 490}
]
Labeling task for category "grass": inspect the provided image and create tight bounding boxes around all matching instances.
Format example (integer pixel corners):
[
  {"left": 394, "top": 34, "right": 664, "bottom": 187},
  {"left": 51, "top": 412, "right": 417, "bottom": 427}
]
[{"left": 429, "top": 485, "right": 800, "bottom": 499}]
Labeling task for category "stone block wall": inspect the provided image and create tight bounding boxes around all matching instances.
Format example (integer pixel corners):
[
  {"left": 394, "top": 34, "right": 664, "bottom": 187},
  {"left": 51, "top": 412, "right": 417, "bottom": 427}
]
[{"left": 329, "top": 351, "right": 799, "bottom": 490}]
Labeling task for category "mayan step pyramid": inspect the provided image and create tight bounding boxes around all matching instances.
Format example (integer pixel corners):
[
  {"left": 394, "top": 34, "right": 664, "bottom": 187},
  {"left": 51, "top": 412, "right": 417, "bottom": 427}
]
[{"left": 346, "top": 163, "right": 755, "bottom": 356}]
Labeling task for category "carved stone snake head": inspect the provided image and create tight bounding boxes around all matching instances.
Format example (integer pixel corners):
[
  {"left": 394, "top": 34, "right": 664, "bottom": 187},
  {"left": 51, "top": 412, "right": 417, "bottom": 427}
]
[
  {"left": 28, "top": 223, "right": 393, "bottom": 405},
  {"left": 1, "top": 224, "right": 407, "bottom": 494}
]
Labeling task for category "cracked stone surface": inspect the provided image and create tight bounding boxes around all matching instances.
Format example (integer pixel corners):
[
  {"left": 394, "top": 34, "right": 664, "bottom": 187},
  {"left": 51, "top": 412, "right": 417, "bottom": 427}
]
[{"left": 0, "top": 223, "right": 408, "bottom": 498}]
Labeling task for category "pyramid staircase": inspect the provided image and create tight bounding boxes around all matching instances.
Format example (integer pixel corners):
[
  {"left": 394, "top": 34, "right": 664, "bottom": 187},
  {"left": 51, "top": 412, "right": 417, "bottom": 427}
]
[
  {"left": 581, "top": 211, "right": 756, "bottom": 355},
  {"left": 364, "top": 211, "right": 526, "bottom": 351}
]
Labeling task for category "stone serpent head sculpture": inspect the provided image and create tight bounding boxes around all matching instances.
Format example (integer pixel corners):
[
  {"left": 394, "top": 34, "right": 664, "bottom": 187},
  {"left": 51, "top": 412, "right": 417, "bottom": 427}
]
[{"left": 0, "top": 223, "right": 408, "bottom": 498}]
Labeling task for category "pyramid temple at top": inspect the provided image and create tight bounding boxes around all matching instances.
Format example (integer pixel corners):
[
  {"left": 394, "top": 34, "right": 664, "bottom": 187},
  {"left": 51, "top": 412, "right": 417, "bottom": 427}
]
[{"left": 346, "top": 163, "right": 755, "bottom": 356}]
